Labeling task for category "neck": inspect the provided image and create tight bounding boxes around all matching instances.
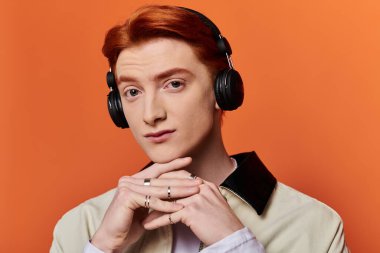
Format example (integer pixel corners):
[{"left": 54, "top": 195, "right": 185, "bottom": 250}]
[{"left": 185, "top": 124, "right": 235, "bottom": 185}]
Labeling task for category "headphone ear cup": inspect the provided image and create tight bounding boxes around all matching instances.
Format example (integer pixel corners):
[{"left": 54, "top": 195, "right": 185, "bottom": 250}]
[
  {"left": 214, "top": 69, "right": 244, "bottom": 111},
  {"left": 107, "top": 90, "right": 129, "bottom": 128},
  {"left": 107, "top": 71, "right": 116, "bottom": 88}
]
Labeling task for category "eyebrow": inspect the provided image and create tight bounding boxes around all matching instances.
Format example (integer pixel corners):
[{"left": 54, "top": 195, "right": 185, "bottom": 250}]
[{"left": 118, "top": 68, "right": 194, "bottom": 84}]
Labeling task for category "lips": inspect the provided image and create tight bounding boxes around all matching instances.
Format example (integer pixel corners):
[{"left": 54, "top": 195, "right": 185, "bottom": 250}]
[{"left": 144, "top": 129, "right": 176, "bottom": 143}]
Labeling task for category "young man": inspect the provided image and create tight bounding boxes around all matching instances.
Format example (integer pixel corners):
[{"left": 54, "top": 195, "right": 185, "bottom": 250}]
[{"left": 51, "top": 5, "right": 349, "bottom": 253}]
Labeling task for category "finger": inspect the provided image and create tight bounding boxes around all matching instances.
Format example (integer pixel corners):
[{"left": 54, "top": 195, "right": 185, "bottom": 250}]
[
  {"left": 121, "top": 176, "right": 202, "bottom": 187},
  {"left": 122, "top": 183, "right": 200, "bottom": 199},
  {"left": 142, "top": 210, "right": 166, "bottom": 225},
  {"left": 143, "top": 209, "right": 183, "bottom": 230},
  {"left": 173, "top": 183, "right": 220, "bottom": 206},
  {"left": 173, "top": 195, "right": 193, "bottom": 206},
  {"left": 143, "top": 184, "right": 223, "bottom": 230},
  {"left": 134, "top": 157, "right": 192, "bottom": 178},
  {"left": 200, "top": 180, "right": 217, "bottom": 191},
  {"left": 158, "top": 170, "right": 193, "bottom": 179},
  {"left": 124, "top": 191, "right": 184, "bottom": 212},
  {"left": 202, "top": 181, "right": 225, "bottom": 199},
  {"left": 143, "top": 197, "right": 183, "bottom": 213}
]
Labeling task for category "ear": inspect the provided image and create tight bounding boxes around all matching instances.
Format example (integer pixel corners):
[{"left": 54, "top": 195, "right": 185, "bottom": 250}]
[{"left": 215, "top": 100, "right": 221, "bottom": 110}]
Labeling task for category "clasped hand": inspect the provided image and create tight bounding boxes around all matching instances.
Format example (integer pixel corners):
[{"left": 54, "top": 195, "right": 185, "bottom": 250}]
[{"left": 91, "top": 157, "right": 243, "bottom": 253}]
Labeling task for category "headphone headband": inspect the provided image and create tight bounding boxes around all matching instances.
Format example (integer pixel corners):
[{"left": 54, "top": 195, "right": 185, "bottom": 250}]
[{"left": 178, "top": 7, "right": 232, "bottom": 56}]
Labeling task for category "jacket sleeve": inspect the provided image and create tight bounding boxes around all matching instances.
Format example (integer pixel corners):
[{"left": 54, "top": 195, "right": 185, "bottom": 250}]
[
  {"left": 327, "top": 219, "right": 350, "bottom": 253},
  {"left": 49, "top": 205, "right": 95, "bottom": 253},
  {"left": 201, "top": 227, "right": 265, "bottom": 253},
  {"left": 83, "top": 242, "right": 105, "bottom": 253}
]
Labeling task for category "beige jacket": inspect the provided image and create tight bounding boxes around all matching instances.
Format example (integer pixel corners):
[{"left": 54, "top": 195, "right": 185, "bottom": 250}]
[{"left": 50, "top": 152, "right": 349, "bottom": 253}]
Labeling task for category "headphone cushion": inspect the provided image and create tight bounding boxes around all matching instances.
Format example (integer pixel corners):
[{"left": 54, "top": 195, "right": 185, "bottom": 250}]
[
  {"left": 106, "top": 71, "right": 116, "bottom": 88},
  {"left": 215, "top": 69, "right": 244, "bottom": 111},
  {"left": 107, "top": 91, "right": 129, "bottom": 128}
]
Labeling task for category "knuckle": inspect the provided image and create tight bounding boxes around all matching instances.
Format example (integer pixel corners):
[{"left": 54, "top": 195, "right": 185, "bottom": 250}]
[
  {"left": 118, "top": 176, "right": 133, "bottom": 186},
  {"left": 194, "top": 177, "right": 203, "bottom": 184},
  {"left": 118, "top": 176, "right": 128, "bottom": 184},
  {"left": 209, "top": 182, "right": 218, "bottom": 189},
  {"left": 117, "top": 187, "right": 133, "bottom": 199},
  {"left": 118, "top": 181, "right": 126, "bottom": 188},
  {"left": 199, "top": 183, "right": 206, "bottom": 190},
  {"left": 199, "top": 184, "right": 211, "bottom": 193},
  {"left": 160, "top": 187, "right": 168, "bottom": 196},
  {"left": 117, "top": 184, "right": 127, "bottom": 192},
  {"left": 119, "top": 181, "right": 130, "bottom": 189},
  {"left": 149, "top": 197, "right": 158, "bottom": 207}
]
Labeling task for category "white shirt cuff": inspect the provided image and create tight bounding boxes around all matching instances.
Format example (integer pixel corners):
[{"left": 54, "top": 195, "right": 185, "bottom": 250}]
[
  {"left": 83, "top": 241, "right": 105, "bottom": 253},
  {"left": 200, "top": 227, "right": 265, "bottom": 253}
]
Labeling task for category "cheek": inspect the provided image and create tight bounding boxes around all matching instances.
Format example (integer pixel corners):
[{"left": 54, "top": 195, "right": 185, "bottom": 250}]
[
  {"left": 173, "top": 94, "right": 216, "bottom": 133},
  {"left": 173, "top": 95, "right": 215, "bottom": 122},
  {"left": 121, "top": 100, "right": 142, "bottom": 125},
  {"left": 121, "top": 105, "right": 145, "bottom": 142}
]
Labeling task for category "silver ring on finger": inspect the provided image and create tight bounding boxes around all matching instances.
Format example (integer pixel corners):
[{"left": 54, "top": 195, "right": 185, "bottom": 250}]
[
  {"left": 144, "top": 178, "right": 151, "bottom": 186},
  {"left": 168, "top": 214, "right": 174, "bottom": 225},
  {"left": 144, "top": 195, "right": 151, "bottom": 209},
  {"left": 167, "top": 186, "right": 171, "bottom": 199},
  {"left": 189, "top": 173, "right": 197, "bottom": 180}
]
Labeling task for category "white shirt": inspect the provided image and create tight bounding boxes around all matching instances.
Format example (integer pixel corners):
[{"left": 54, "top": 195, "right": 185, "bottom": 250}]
[{"left": 83, "top": 226, "right": 264, "bottom": 253}]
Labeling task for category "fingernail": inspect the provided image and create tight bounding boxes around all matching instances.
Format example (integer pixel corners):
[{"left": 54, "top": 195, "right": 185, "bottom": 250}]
[{"left": 195, "top": 178, "right": 203, "bottom": 183}]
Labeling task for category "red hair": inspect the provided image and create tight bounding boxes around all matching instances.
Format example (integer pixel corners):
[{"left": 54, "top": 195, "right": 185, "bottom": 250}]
[{"left": 102, "top": 5, "right": 228, "bottom": 76}]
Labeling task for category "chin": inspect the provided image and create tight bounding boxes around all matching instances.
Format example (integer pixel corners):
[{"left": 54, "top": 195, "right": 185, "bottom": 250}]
[{"left": 144, "top": 147, "right": 187, "bottom": 164}]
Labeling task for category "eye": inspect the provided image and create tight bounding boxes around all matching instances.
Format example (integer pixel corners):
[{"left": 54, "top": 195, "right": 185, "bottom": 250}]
[
  {"left": 123, "top": 88, "right": 141, "bottom": 100},
  {"left": 127, "top": 89, "right": 140, "bottom": 96},
  {"left": 169, "top": 81, "right": 182, "bottom": 88},
  {"left": 165, "top": 80, "right": 185, "bottom": 90}
]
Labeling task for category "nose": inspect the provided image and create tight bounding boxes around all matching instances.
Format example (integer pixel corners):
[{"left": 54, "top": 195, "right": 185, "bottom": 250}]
[{"left": 143, "top": 94, "right": 166, "bottom": 126}]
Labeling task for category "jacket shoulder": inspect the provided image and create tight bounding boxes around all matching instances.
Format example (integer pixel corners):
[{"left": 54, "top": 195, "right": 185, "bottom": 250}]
[
  {"left": 50, "top": 188, "right": 116, "bottom": 253},
  {"left": 262, "top": 182, "right": 348, "bottom": 252},
  {"left": 273, "top": 182, "right": 342, "bottom": 222}
]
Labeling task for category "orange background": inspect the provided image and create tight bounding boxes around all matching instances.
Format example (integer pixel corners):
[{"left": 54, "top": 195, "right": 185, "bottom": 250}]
[{"left": 1, "top": 0, "right": 379, "bottom": 252}]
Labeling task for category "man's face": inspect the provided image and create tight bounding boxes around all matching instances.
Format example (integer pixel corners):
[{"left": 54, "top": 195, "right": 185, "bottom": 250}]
[{"left": 115, "top": 38, "right": 221, "bottom": 163}]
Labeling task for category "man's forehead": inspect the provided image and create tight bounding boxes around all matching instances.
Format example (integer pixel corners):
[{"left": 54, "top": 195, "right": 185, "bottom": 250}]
[
  {"left": 115, "top": 38, "right": 203, "bottom": 80},
  {"left": 117, "top": 38, "right": 196, "bottom": 63}
]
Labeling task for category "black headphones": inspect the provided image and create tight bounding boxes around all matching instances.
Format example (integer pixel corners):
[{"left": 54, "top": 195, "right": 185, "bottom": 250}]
[{"left": 106, "top": 7, "right": 244, "bottom": 128}]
